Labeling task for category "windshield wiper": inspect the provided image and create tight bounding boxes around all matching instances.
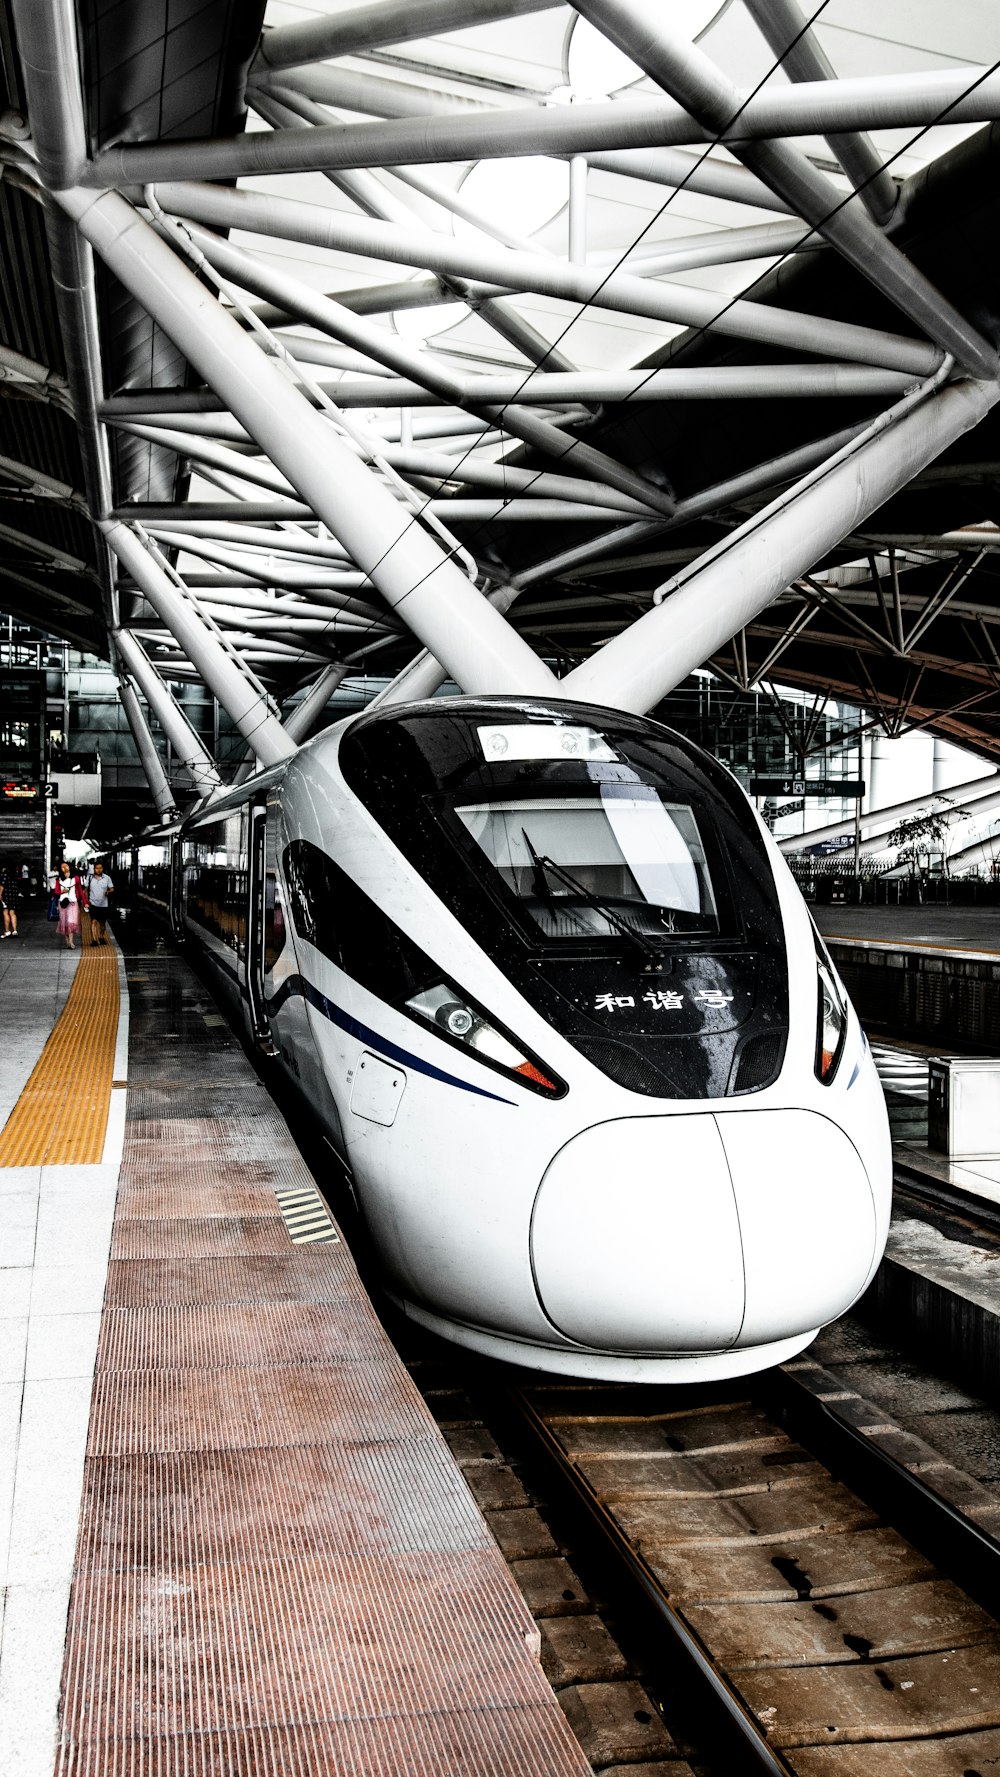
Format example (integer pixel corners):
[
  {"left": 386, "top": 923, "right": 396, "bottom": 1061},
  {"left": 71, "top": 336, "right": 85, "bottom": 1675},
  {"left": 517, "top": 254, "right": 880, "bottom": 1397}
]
[{"left": 521, "top": 827, "right": 661, "bottom": 965}]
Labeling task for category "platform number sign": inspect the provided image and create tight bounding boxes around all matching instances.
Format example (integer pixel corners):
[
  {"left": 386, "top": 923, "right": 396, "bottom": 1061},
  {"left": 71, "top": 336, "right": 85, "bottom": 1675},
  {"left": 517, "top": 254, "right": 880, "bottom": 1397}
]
[{"left": 44, "top": 782, "right": 58, "bottom": 798}]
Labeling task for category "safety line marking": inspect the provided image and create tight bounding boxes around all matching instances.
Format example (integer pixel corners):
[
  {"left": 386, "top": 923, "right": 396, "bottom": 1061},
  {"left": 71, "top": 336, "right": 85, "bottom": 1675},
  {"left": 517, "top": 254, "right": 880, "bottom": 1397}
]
[
  {"left": 274, "top": 1183, "right": 340, "bottom": 1245},
  {"left": 0, "top": 939, "right": 120, "bottom": 1167}
]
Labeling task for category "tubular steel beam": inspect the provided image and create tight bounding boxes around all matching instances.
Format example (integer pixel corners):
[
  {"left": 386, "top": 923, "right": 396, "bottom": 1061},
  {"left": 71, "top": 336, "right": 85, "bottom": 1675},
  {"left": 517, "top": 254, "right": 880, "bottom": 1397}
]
[
  {"left": 572, "top": 0, "right": 997, "bottom": 378},
  {"left": 9, "top": 0, "right": 86, "bottom": 188},
  {"left": 559, "top": 376, "right": 1000, "bottom": 715},
  {"left": 283, "top": 663, "right": 350, "bottom": 741},
  {"left": 81, "top": 69, "right": 1000, "bottom": 185},
  {"left": 178, "top": 219, "right": 674, "bottom": 516},
  {"left": 114, "top": 628, "right": 222, "bottom": 793},
  {"left": 105, "top": 522, "right": 298, "bottom": 766},
  {"left": 778, "top": 770, "right": 999, "bottom": 852},
  {"left": 117, "top": 676, "right": 178, "bottom": 820},
  {"left": 253, "top": 0, "right": 564, "bottom": 74},
  {"left": 584, "top": 147, "right": 790, "bottom": 213},
  {"left": 153, "top": 185, "right": 941, "bottom": 377},
  {"left": 59, "top": 186, "right": 559, "bottom": 701},
  {"left": 742, "top": 0, "right": 897, "bottom": 224}
]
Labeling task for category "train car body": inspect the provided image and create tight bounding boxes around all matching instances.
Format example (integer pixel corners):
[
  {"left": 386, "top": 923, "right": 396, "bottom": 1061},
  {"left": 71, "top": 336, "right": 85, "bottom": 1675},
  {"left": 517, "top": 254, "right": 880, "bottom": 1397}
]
[{"left": 122, "top": 696, "right": 891, "bottom": 1381}]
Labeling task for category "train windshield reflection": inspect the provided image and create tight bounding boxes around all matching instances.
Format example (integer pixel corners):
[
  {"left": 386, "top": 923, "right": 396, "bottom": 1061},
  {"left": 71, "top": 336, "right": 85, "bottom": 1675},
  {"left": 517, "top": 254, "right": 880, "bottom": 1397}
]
[{"left": 455, "top": 788, "right": 719, "bottom": 940}]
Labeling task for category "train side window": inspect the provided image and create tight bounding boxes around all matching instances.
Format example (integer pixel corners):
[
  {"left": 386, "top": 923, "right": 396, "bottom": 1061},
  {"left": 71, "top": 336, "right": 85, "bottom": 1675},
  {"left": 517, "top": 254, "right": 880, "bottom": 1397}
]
[
  {"left": 264, "top": 803, "right": 286, "bottom": 973},
  {"left": 283, "top": 840, "right": 318, "bottom": 945},
  {"left": 283, "top": 839, "right": 433, "bottom": 1002},
  {"left": 264, "top": 873, "right": 286, "bottom": 971},
  {"left": 185, "top": 811, "right": 249, "bottom": 958}
]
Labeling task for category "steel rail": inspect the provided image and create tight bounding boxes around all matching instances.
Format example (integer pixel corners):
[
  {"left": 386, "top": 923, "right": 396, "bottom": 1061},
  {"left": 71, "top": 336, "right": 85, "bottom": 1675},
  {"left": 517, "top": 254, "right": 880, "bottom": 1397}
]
[
  {"left": 760, "top": 1364, "right": 1000, "bottom": 1621},
  {"left": 502, "top": 1383, "right": 796, "bottom": 1776}
]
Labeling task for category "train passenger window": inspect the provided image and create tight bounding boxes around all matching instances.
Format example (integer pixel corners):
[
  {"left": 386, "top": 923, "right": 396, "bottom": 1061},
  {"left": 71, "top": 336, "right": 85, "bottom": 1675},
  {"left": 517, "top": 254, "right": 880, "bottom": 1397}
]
[
  {"left": 283, "top": 840, "right": 321, "bottom": 946},
  {"left": 184, "top": 811, "right": 249, "bottom": 958},
  {"left": 263, "top": 803, "right": 286, "bottom": 973},
  {"left": 264, "top": 872, "right": 286, "bottom": 972},
  {"left": 283, "top": 839, "right": 433, "bottom": 1001}
]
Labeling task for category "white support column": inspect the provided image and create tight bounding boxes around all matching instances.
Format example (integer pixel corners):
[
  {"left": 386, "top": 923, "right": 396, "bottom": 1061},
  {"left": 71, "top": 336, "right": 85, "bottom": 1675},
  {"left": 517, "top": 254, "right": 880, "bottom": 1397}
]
[
  {"left": 558, "top": 375, "right": 1000, "bottom": 715},
  {"left": 284, "top": 663, "right": 350, "bottom": 742},
  {"left": 117, "top": 675, "right": 177, "bottom": 820},
  {"left": 113, "top": 628, "right": 222, "bottom": 794},
  {"left": 59, "top": 185, "right": 558, "bottom": 704},
  {"left": 778, "top": 769, "right": 1000, "bottom": 852},
  {"left": 103, "top": 521, "right": 297, "bottom": 767}
]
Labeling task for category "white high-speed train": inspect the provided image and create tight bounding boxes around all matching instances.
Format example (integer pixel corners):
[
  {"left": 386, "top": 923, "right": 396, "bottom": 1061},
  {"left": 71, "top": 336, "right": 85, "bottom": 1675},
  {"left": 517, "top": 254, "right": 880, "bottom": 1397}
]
[{"left": 121, "top": 695, "right": 891, "bottom": 1381}]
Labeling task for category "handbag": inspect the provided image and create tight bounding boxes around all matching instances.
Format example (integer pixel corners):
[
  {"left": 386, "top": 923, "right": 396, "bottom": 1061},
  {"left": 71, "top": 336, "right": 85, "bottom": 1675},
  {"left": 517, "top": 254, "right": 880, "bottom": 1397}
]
[{"left": 60, "top": 896, "right": 70, "bottom": 908}]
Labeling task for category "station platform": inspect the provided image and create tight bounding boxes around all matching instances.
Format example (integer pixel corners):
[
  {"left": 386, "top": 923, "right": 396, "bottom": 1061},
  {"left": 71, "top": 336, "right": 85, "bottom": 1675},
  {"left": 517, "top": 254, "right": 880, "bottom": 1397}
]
[
  {"left": 813, "top": 905, "right": 1000, "bottom": 1053},
  {"left": 814, "top": 904, "right": 1000, "bottom": 958},
  {"left": 0, "top": 912, "right": 590, "bottom": 1777}
]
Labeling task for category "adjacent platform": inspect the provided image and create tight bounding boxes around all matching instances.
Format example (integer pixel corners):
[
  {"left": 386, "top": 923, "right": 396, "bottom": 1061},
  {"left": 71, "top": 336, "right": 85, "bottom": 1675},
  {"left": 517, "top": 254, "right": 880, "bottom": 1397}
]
[
  {"left": 814, "top": 906, "right": 1000, "bottom": 1053},
  {"left": 1, "top": 917, "right": 590, "bottom": 1777}
]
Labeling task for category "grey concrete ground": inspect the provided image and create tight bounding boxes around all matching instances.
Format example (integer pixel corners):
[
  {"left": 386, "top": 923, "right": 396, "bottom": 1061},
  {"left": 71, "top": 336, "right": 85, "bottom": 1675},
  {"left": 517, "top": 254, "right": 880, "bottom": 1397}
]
[{"left": 814, "top": 904, "right": 1000, "bottom": 951}]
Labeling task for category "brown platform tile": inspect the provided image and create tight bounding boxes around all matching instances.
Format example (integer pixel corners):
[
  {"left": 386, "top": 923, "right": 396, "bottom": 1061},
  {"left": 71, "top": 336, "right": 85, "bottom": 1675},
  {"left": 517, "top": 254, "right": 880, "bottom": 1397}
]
[
  {"left": 110, "top": 1215, "right": 294, "bottom": 1259},
  {"left": 96, "top": 1300, "right": 388, "bottom": 1371},
  {"left": 121, "top": 1141, "right": 316, "bottom": 1179},
  {"left": 102, "top": 1253, "right": 357, "bottom": 1308},
  {"left": 58, "top": 1700, "right": 593, "bottom": 1777},
  {"left": 61, "top": 1549, "right": 562, "bottom": 1739},
  {"left": 788, "top": 1728, "right": 1000, "bottom": 1773},
  {"left": 742, "top": 1642, "right": 1000, "bottom": 1748},
  {"left": 685, "top": 1579, "right": 997, "bottom": 1670},
  {"left": 86, "top": 1362, "right": 438, "bottom": 1456},
  {"left": 78, "top": 1444, "right": 496, "bottom": 1569},
  {"left": 114, "top": 1180, "right": 286, "bottom": 1220},
  {"left": 643, "top": 1526, "right": 934, "bottom": 1606},
  {"left": 55, "top": 949, "right": 590, "bottom": 1777}
]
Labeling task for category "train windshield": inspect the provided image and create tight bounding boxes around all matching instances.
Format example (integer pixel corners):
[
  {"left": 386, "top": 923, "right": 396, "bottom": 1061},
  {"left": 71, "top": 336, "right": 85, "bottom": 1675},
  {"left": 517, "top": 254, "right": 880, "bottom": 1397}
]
[{"left": 455, "top": 790, "right": 718, "bottom": 941}]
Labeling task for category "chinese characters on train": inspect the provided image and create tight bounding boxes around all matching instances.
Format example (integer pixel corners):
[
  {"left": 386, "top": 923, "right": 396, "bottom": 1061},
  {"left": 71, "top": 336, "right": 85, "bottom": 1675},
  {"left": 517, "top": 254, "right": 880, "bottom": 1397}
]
[{"left": 593, "top": 988, "right": 734, "bottom": 1013}]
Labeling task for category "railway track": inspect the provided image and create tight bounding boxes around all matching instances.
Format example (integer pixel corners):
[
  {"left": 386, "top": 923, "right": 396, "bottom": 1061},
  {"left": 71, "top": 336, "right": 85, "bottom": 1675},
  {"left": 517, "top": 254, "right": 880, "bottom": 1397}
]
[{"left": 407, "top": 1338, "right": 1000, "bottom": 1775}]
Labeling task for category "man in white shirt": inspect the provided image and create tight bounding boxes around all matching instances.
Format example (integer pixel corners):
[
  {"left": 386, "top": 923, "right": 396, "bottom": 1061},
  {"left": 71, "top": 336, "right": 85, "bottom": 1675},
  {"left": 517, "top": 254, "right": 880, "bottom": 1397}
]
[{"left": 86, "top": 861, "right": 114, "bottom": 946}]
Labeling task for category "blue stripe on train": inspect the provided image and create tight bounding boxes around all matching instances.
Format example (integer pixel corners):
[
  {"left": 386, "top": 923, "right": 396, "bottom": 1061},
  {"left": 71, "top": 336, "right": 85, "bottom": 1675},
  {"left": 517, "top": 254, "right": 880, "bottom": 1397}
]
[{"left": 265, "top": 972, "right": 516, "bottom": 1106}]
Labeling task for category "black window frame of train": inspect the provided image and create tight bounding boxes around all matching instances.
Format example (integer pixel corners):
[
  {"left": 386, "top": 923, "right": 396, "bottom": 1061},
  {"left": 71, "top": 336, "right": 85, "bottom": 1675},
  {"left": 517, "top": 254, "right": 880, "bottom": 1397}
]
[
  {"left": 339, "top": 700, "right": 790, "bottom": 1101},
  {"left": 282, "top": 837, "right": 566, "bottom": 1099}
]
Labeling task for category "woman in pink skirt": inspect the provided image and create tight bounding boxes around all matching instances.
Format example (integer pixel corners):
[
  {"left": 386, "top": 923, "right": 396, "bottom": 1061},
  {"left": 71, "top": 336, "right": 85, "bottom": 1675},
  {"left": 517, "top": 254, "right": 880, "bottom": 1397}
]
[{"left": 53, "top": 859, "right": 83, "bottom": 950}]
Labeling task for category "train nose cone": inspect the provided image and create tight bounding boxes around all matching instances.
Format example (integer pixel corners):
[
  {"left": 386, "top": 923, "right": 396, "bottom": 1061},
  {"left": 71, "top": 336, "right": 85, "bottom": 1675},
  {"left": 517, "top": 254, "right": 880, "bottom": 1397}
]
[
  {"left": 716, "top": 1109, "right": 877, "bottom": 1348},
  {"left": 530, "top": 1116, "right": 744, "bottom": 1351}
]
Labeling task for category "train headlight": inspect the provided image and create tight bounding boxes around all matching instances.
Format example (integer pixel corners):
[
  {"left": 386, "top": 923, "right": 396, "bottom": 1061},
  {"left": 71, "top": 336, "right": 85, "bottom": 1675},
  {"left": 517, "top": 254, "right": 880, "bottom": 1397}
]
[
  {"left": 406, "top": 983, "right": 564, "bottom": 1096},
  {"left": 438, "top": 1001, "right": 475, "bottom": 1038},
  {"left": 815, "top": 949, "right": 847, "bottom": 1084}
]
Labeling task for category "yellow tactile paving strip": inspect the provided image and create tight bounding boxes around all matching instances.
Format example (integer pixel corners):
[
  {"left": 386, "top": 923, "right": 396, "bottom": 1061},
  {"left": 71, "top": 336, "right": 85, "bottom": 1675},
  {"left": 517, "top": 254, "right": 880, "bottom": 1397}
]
[{"left": 0, "top": 938, "right": 120, "bottom": 1167}]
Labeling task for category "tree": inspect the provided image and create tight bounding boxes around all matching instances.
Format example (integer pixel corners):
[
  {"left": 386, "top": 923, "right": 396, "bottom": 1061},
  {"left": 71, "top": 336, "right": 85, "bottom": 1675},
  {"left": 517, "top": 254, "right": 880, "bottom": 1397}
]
[{"left": 885, "top": 799, "right": 970, "bottom": 878}]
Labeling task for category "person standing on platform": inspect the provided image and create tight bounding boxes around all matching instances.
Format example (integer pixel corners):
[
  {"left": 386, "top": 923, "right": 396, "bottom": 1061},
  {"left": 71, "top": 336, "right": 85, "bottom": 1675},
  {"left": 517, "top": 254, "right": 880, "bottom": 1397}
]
[
  {"left": 0, "top": 863, "right": 19, "bottom": 939},
  {"left": 52, "top": 859, "right": 84, "bottom": 951},
  {"left": 86, "top": 861, "right": 114, "bottom": 945}
]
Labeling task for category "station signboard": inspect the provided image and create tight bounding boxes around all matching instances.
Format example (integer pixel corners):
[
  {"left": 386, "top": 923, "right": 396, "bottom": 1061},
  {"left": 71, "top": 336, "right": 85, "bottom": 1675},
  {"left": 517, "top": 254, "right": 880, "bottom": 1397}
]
[
  {"left": 750, "top": 777, "right": 865, "bottom": 799},
  {"left": 1, "top": 780, "right": 40, "bottom": 802}
]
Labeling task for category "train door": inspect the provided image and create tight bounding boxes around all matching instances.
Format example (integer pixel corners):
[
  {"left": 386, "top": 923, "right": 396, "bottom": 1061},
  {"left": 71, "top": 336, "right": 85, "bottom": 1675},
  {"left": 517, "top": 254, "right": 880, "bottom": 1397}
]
[
  {"left": 170, "top": 836, "right": 183, "bottom": 936},
  {"left": 246, "top": 800, "right": 272, "bottom": 1048}
]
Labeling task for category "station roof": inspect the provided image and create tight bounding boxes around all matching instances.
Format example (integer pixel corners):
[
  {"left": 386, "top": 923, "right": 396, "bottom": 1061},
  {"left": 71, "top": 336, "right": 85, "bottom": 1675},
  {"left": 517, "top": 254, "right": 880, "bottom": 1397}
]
[{"left": 1, "top": 1, "right": 999, "bottom": 757}]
